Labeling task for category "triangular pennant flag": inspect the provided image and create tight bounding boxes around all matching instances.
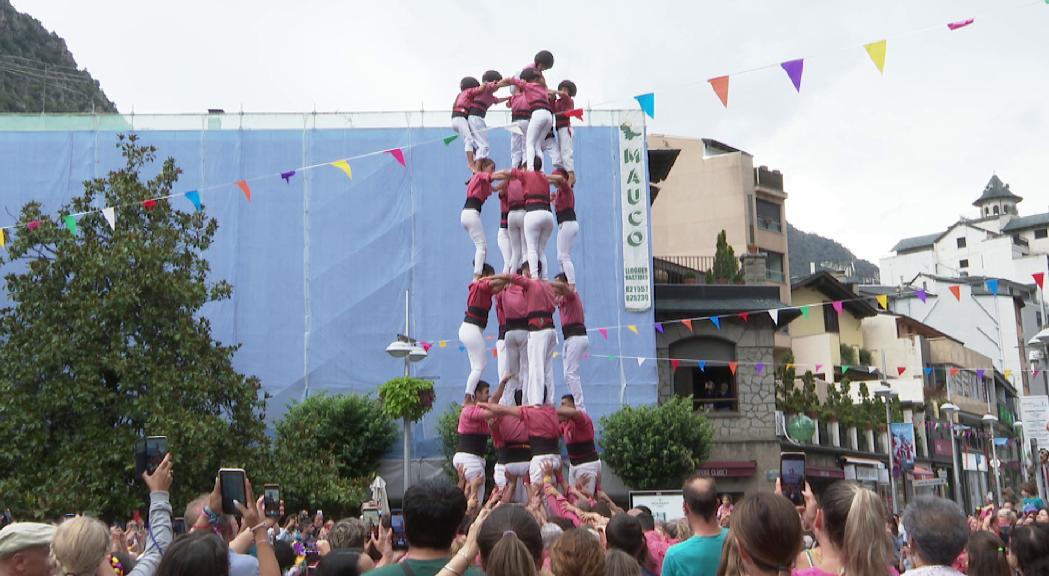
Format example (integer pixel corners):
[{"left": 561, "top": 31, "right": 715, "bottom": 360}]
[
  {"left": 281, "top": 170, "right": 296, "bottom": 183},
  {"left": 654, "top": 322, "right": 664, "bottom": 334},
  {"left": 1034, "top": 273, "right": 1045, "bottom": 289},
  {"left": 236, "top": 179, "right": 252, "bottom": 202},
  {"left": 385, "top": 148, "right": 406, "bottom": 167},
  {"left": 670, "top": 359, "right": 679, "bottom": 371},
  {"left": 458, "top": 344, "right": 466, "bottom": 352},
  {"left": 421, "top": 341, "right": 433, "bottom": 352},
  {"left": 1004, "top": 369, "right": 1013, "bottom": 380},
  {"left": 756, "top": 362, "right": 765, "bottom": 374},
  {"left": 102, "top": 207, "right": 116, "bottom": 230},
  {"left": 832, "top": 301, "right": 844, "bottom": 314},
  {"left": 976, "top": 369, "right": 985, "bottom": 379},
  {"left": 739, "top": 312, "right": 749, "bottom": 323},
  {"left": 986, "top": 279, "right": 999, "bottom": 295},
  {"left": 947, "top": 18, "right": 974, "bottom": 30},
  {"left": 868, "top": 366, "right": 877, "bottom": 374},
  {"left": 185, "top": 190, "right": 202, "bottom": 212},
  {"left": 815, "top": 363, "right": 823, "bottom": 373},
  {"left": 551, "top": 351, "right": 559, "bottom": 359},
  {"left": 142, "top": 199, "right": 157, "bottom": 210},
  {"left": 708, "top": 76, "right": 730, "bottom": 107},
  {"left": 634, "top": 93, "right": 655, "bottom": 119},
  {"left": 443, "top": 134, "right": 458, "bottom": 146},
  {"left": 864, "top": 40, "right": 887, "bottom": 74},
  {"left": 637, "top": 357, "right": 646, "bottom": 367},
  {"left": 842, "top": 365, "right": 850, "bottom": 374},
  {"left": 698, "top": 360, "right": 707, "bottom": 372},
  {"left": 949, "top": 367, "right": 960, "bottom": 377},
  {"left": 1035, "top": 370, "right": 1042, "bottom": 379},
  {"left": 800, "top": 306, "right": 810, "bottom": 318},
  {"left": 768, "top": 309, "right": 779, "bottom": 326},
  {"left": 710, "top": 316, "right": 721, "bottom": 330},
  {"left": 780, "top": 59, "right": 805, "bottom": 92},
  {"left": 563, "top": 108, "right": 584, "bottom": 121},
  {"left": 897, "top": 367, "right": 907, "bottom": 376},
  {"left": 330, "top": 160, "right": 353, "bottom": 180},
  {"left": 599, "top": 328, "right": 609, "bottom": 340},
  {"left": 492, "top": 348, "right": 498, "bottom": 358},
  {"left": 876, "top": 295, "right": 889, "bottom": 310},
  {"left": 439, "top": 340, "right": 447, "bottom": 348},
  {"left": 728, "top": 361, "right": 738, "bottom": 375},
  {"left": 63, "top": 214, "right": 78, "bottom": 236},
  {"left": 916, "top": 288, "right": 928, "bottom": 303},
  {"left": 948, "top": 285, "right": 961, "bottom": 301},
  {"left": 26, "top": 220, "right": 40, "bottom": 231},
  {"left": 627, "top": 325, "right": 639, "bottom": 335},
  {"left": 505, "top": 123, "right": 525, "bottom": 136},
  {"left": 923, "top": 367, "right": 933, "bottom": 377},
  {"left": 0, "top": 228, "right": 5, "bottom": 248},
  {"left": 786, "top": 363, "right": 794, "bottom": 371},
  {"left": 486, "top": 335, "right": 496, "bottom": 341},
  {"left": 682, "top": 319, "right": 693, "bottom": 332}
]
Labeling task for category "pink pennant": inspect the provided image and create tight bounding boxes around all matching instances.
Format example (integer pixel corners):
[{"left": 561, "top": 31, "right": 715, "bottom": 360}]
[
  {"left": 739, "top": 312, "right": 749, "bottom": 323},
  {"left": 815, "top": 364, "right": 823, "bottom": 373},
  {"left": 947, "top": 18, "right": 974, "bottom": 30},
  {"left": 421, "top": 341, "right": 433, "bottom": 352},
  {"left": 236, "top": 179, "right": 252, "bottom": 202},
  {"left": 670, "top": 359, "right": 680, "bottom": 371},
  {"left": 832, "top": 301, "right": 844, "bottom": 314},
  {"left": 26, "top": 220, "right": 40, "bottom": 231},
  {"left": 385, "top": 148, "right": 406, "bottom": 167},
  {"left": 681, "top": 319, "right": 693, "bottom": 332},
  {"left": 897, "top": 367, "right": 906, "bottom": 376},
  {"left": 1034, "top": 273, "right": 1045, "bottom": 289},
  {"left": 599, "top": 328, "right": 609, "bottom": 340}
]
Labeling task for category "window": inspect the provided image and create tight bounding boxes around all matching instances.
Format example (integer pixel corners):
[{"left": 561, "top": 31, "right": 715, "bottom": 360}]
[
  {"left": 957, "top": 237, "right": 967, "bottom": 248},
  {"left": 670, "top": 336, "right": 738, "bottom": 413},
  {"left": 959, "top": 259, "right": 969, "bottom": 269},
  {"left": 756, "top": 199, "right": 782, "bottom": 232},
  {"left": 1037, "top": 229, "right": 1048, "bottom": 239},
  {"left": 765, "top": 251, "right": 785, "bottom": 283},
  {"left": 824, "top": 303, "right": 840, "bottom": 333},
  {"left": 994, "top": 206, "right": 1000, "bottom": 215},
  {"left": 1038, "top": 311, "right": 1043, "bottom": 328}
]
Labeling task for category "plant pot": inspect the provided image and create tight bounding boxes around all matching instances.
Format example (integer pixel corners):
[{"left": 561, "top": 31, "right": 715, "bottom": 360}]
[
  {"left": 828, "top": 421, "right": 841, "bottom": 448},
  {"left": 847, "top": 426, "right": 858, "bottom": 451}
]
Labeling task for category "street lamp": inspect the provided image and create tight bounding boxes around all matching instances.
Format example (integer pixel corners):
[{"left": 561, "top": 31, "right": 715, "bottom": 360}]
[
  {"left": 942, "top": 402, "right": 963, "bottom": 505},
  {"left": 984, "top": 414, "right": 1002, "bottom": 505},
  {"left": 386, "top": 290, "right": 427, "bottom": 492},
  {"left": 876, "top": 386, "right": 899, "bottom": 514},
  {"left": 1014, "top": 421, "right": 1027, "bottom": 484}
]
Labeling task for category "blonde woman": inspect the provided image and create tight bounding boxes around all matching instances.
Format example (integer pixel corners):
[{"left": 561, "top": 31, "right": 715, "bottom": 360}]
[{"left": 793, "top": 481, "right": 897, "bottom": 576}]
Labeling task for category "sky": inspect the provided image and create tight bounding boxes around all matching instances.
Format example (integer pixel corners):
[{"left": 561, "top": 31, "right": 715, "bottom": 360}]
[{"left": 9, "top": 0, "right": 1049, "bottom": 262}]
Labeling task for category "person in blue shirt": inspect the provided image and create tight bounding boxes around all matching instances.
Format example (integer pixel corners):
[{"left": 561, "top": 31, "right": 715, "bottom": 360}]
[
  {"left": 662, "top": 475, "right": 728, "bottom": 576},
  {"left": 1022, "top": 483, "right": 1046, "bottom": 512}
]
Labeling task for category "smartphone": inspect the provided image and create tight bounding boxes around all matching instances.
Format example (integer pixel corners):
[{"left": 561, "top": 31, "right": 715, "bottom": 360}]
[
  {"left": 173, "top": 517, "right": 186, "bottom": 535},
  {"left": 134, "top": 436, "right": 168, "bottom": 477},
  {"left": 64, "top": 513, "right": 76, "bottom": 519},
  {"left": 780, "top": 452, "right": 806, "bottom": 506},
  {"left": 219, "top": 468, "right": 247, "bottom": 515},
  {"left": 390, "top": 509, "right": 408, "bottom": 550},
  {"left": 263, "top": 484, "right": 281, "bottom": 518},
  {"left": 361, "top": 507, "right": 380, "bottom": 533}
]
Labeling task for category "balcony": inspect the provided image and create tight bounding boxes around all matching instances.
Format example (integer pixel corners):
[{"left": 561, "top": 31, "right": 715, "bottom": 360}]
[{"left": 653, "top": 256, "right": 715, "bottom": 284}]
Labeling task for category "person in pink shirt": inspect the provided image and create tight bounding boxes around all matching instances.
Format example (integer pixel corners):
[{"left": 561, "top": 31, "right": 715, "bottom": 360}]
[
  {"left": 451, "top": 76, "right": 484, "bottom": 171},
  {"left": 458, "top": 266, "right": 511, "bottom": 399},
  {"left": 507, "top": 69, "right": 559, "bottom": 172},
  {"left": 507, "top": 88, "right": 532, "bottom": 170},
  {"left": 483, "top": 374, "right": 531, "bottom": 503},
  {"left": 557, "top": 394, "right": 601, "bottom": 495},
  {"left": 460, "top": 160, "right": 509, "bottom": 279},
  {"left": 551, "top": 172, "right": 578, "bottom": 287},
  {"left": 495, "top": 281, "right": 529, "bottom": 407},
  {"left": 505, "top": 172, "right": 527, "bottom": 273},
  {"left": 453, "top": 380, "right": 493, "bottom": 506},
  {"left": 496, "top": 180, "right": 512, "bottom": 276},
  {"left": 466, "top": 70, "right": 509, "bottom": 165},
  {"left": 508, "top": 265, "right": 573, "bottom": 406},
  {"left": 553, "top": 273, "right": 588, "bottom": 408},
  {"left": 511, "top": 162, "right": 567, "bottom": 281},
  {"left": 553, "top": 80, "right": 577, "bottom": 185},
  {"left": 480, "top": 402, "right": 562, "bottom": 486}
]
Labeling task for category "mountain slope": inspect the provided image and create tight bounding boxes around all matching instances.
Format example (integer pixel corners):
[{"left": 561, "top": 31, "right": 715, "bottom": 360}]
[
  {"left": 787, "top": 223, "right": 879, "bottom": 283},
  {"left": 0, "top": 0, "right": 116, "bottom": 113}
]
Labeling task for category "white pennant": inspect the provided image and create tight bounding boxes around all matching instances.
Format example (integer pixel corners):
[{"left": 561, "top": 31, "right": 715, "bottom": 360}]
[
  {"left": 102, "top": 207, "right": 116, "bottom": 230},
  {"left": 505, "top": 123, "right": 525, "bottom": 136},
  {"left": 637, "top": 357, "right": 646, "bottom": 367},
  {"left": 768, "top": 308, "right": 779, "bottom": 326},
  {"left": 868, "top": 366, "right": 877, "bottom": 374}
]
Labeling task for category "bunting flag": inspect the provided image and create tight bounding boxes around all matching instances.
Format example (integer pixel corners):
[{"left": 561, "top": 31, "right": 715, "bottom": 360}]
[
  {"left": 439, "top": 340, "right": 447, "bottom": 348},
  {"left": 876, "top": 295, "right": 889, "bottom": 310},
  {"left": 330, "top": 160, "right": 353, "bottom": 180},
  {"left": 768, "top": 309, "right": 779, "bottom": 326},
  {"left": 710, "top": 316, "right": 721, "bottom": 330},
  {"left": 756, "top": 362, "right": 765, "bottom": 374},
  {"left": 1004, "top": 369, "right": 1013, "bottom": 380},
  {"left": 102, "top": 207, "right": 116, "bottom": 230},
  {"left": 1034, "top": 273, "right": 1045, "bottom": 289},
  {"left": 551, "top": 351, "right": 559, "bottom": 359},
  {"left": 492, "top": 348, "right": 498, "bottom": 358},
  {"left": 281, "top": 170, "right": 296, "bottom": 183},
  {"left": 832, "top": 301, "right": 844, "bottom": 314},
  {"left": 897, "top": 367, "right": 907, "bottom": 376},
  {"left": 739, "top": 312, "right": 750, "bottom": 323},
  {"left": 868, "top": 366, "right": 877, "bottom": 374},
  {"left": 947, "top": 18, "right": 975, "bottom": 30},
  {"left": 976, "top": 369, "right": 985, "bottom": 379},
  {"left": 948, "top": 285, "right": 961, "bottom": 301},
  {"left": 698, "top": 360, "right": 707, "bottom": 372},
  {"left": 637, "top": 357, "right": 646, "bottom": 367},
  {"left": 949, "top": 367, "right": 960, "bottom": 377},
  {"left": 443, "top": 135, "right": 458, "bottom": 146},
  {"left": 682, "top": 319, "right": 693, "bottom": 332},
  {"left": 864, "top": 40, "right": 888, "bottom": 74},
  {"left": 185, "top": 190, "right": 202, "bottom": 212},
  {"left": 786, "top": 363, "right": 794, "bottom": 371},
  {"left": 916, "top": 288, "right": 928, "bottom": 303},
  {"left": 627, "top": 324, "right": 639, "bottom": 335},
  {"left": 1035, "top": 370, "right": 1042, "bottom": 379},
  {"left": 671, "top": 359, "right": 680, "bottom": 371},
  {"left": 26, "top": 220, "right": 40, "bottom": 231},
  {"left": 421, "top": 341, "right": 433, "bottom": 352},
  {"left": 563, "top": 109, "right": 585, "bottom": 121},
  {"left": 505, "top": 123, "right": 525, "bottom": 136},
  {"left": 385, "top": 149, "right": 406, "bottom": 167},
  {"left": 599, "top": 328, "right": 609, "bottom": 340},
  {"left": 634, "top": 93, "right": 655, "bottom": 119},
  {"left": 842, "top": 364, "right": 850, "bottom": 374},
  {"left": 728, "top": 361, "right": 738, "bottom": 375},
  {"left": 800, "top": 306, "right": 810, "bottom": 318},
  {"left": 458, "top": 344, "right": 466, "bottom": 352},
  {"left": 924, "top": 367, "right": 934, "bottom": 377},
  {"left": 63, "top": 215, "right": 78, "bottom": 236},
  {"left": 986, "top": 279, "right": 999, "bottom": 295},
  {"left": 780, "top": 59, "right": 805, "bottom": 92},
  {"left": 0, "top": 228, "right": 5, "bottom": 248},
  {"left": 815, "top": 363, "right": 823, "bottom": 373},
  {"left": 708, "top": 76, "right": 730, "bottom": 108},
  {"left": 142, "top": 199, "right": 157, "bottom": 210},
  {"left": 236, "top": 180, "right": 252, "bottom": 202},
  {"left": 654, "top": 322, "right": 664, "bottom": 334}
]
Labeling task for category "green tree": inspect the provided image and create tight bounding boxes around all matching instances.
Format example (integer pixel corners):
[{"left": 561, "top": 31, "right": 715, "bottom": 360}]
[
  {"left": 0, "top": 135, "right": 267, "bottom": 519},
  {"left": 705, "top": 230, "right": 742, "bottom": 284},
  {"left": 270, "top": 394, "right": 397, "bottom": 516},
  {"left": 600, "top": 396, "right": 714, "bottom": 490}
]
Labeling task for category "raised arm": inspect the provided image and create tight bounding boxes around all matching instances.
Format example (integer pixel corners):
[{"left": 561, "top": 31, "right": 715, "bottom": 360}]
[
  {"left": 492, "top": 169, "right": 512, "bottom": 180},
  {"left": 490, "top": 372, "right": 514, "bottom": 404},
  {"left": 478, "top": 401, "right": 522, "bottom": 418},
  {"left": 556, "top": 405, "right": 581, "bottom": 420}
]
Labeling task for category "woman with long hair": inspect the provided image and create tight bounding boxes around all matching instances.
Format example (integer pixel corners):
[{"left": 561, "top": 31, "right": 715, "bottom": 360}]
[
  {"left": 438, "top": 504, "right": 542, "bottom": 576},
  {"left": 718, "top": 492, "right": 801, "bottom": 576},
  {"left": 549, "top": 528, "right": 606, "bottom": 576},
  {"left": 793, "top": 481, "right": 896, "bottom": 576},
  {"left": 1009, "top": 524, "right": 1049, "bottom": 576},
  {"left": 966, "top": 531, "right": 1010, "bottom": 576}
]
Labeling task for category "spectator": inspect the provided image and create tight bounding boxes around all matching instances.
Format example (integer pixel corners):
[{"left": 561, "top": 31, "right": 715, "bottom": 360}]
[
  {"left": 368, "top": 477, "right": 480, "bottom": 576},
  {"left": 966, "top": 531, "right": 1010, "bottom": 576},
  {"left": 154, "top": 531, "right": 230, "bottom": 576},
  {"left": 1022, "top": 484, "right": 1045, "bottom": 512},
  {"left": 549, "top": 528, "right": 606, "bottom": 576},
  {"left": 273, "top": 540, "right": 296, "bottom": 575},
  {"left": 477, "top": 505, "right": 543, "bottom": 576},
  {"left": 662, "top": 475, "right": 727, "bottom": 576},
  {"left": 185, "top": 479, "right": 262, "bottom": 576},
  {"left": 0, "top": 522, "right": 55, "bottom": 576},
  {"left": 721, "top": 492, "right": 801, "bottom": 576},
  {"left": 627, "top": 508, "right": 670, "bottom": 575},
  {"left": 605, "top": 514, "right": 653, "bottom": 576},
  {"left": 901, "top": 496, "right": 969, "bottom": 576},
  {"left": 793, "top": 481, "right": 894, "bottom": 576},
  {"left": 314, "top": 552, "right": 362, "bottom": 576},
  {"left": 52, "top": 453, "right": 174, "bottom": 576},
  {"left": 1008, "top": 524, "right": 1049, "bottom": 576},
  {"left": 328, "top": 518, "right": 367, "bottom": 552},
  {"left": 541, "top": 523, "right": 564, "bottom": 553},
  {"left": 996, "top": 509, "right": 1017, "bottom": 545},
  {"left": 1037, "top": 509, "right": 1049, "bottom": 525},
  {"left": 606, "top": 549, "right": 644, "bottom": 576}
]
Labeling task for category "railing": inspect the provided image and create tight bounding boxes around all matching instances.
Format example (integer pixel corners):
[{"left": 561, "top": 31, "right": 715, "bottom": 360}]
[
  {"left": 757, "top": 217, "right": 782, "bottom": 233},
  {"left": 654, "top": 255, "right": 715, "bottom": 272}
]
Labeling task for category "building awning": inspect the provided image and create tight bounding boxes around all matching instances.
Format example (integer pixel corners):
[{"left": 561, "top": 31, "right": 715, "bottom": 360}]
[
  {"left": 842, "top": 456, "right": 884, "bottom": 467},
  {"left": 912, "top": 465, "right": 935, "bottom": 480},
  {"left": 697, "top": 460, "right": 757, "bottom": 478},
  {"left": 808, "top": 466, "right": 846, "bottom": 479}
]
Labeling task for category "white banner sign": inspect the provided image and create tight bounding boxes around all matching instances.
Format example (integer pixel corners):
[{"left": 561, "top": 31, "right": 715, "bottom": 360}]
[
  {"left": 629, "top": 490, "right": 683, "bottom": 522},
  {"left": 618, "top": 116, "right": 652, "bottom": 311},
  {"left": 1020, "top": 395, "right": 1049, "bottom": 449}
]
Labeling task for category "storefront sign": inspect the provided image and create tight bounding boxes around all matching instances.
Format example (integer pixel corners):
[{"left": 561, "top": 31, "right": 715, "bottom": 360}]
[
  {"left": 629, "top": 491, "right": 684, "bottom": 523},
  {"left": 891, "top": 423, "right": 916, "bottom": 474},
  {"left": 1020, "top": 396, "right": 1049, "bottom": 449},
  {"left": 697, "top": 460, "right": 757, "bottom": 478},
  {"left": 914, "top": 478, "right": 948, "bottom": 488},
  {"left": 618, "top": 117, "right": 652, "bottom": 311}
]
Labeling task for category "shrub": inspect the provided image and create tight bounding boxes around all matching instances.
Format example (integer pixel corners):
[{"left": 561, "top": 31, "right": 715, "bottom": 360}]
[
  {"left": 437, "top": 402, "right": 497, "bottom": 480},
  {"left": 599, "top": 396, "right": 714, "bottom": 490}
]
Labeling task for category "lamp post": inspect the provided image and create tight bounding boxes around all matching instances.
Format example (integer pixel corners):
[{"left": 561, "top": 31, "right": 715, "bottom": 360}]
[
  {"left": 984, "top": 414, "right": 1002, "bottom": 506},
  {"left": 942, "top": 401, "right": 963, "bottom": 505},
  {"left": 877, "top": 386, "right": 900, "bottom": 514},
  {"left": 1014, "top": 421, "right": 1027, "bottom": 485},
  {"left": 385, "top": 290, "right": 427, "bottom": 493}
]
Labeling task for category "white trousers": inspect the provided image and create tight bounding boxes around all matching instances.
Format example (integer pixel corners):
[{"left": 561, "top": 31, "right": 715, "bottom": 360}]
[
  {"left": 459, "top": 322, "right": 487, "bottom": 395},
  {"left": 526, "top": 328, "right": 556, "bottom": 406},
  {"left": 452, "top": 452, "right": 486, "bottom": 503},
  {"left": 557, "top": 220, "right": 579, "bottom": 285},
  {"left": 507, "top": 210, "right": 526, "bottom": 273},
  {"left": 451, "top": 117, "right": 475, "bottom": 153},
  {"left": 461, "top": 209, "right": 486, "bottom": 275},
  {"left": 525, "top": 110, "right": 554, "bottom": 171},
  {"left": 568, "top": 459, "right": 602, "bottom": 495},
  {"left": 542, "top": 131, "right": 564, "bottom": 171},
  {"left": 510, "top": 119, "right": 529, "bottom": 168},
  {"left": 563, "top": 335, "right": 589, "bottom": 410},
  {"left": 558, "top": 126, "right": 574, "bottom": 172},
  {"left": 497, "top": 228, "right": 512, "bottom": 274},
  {"left": 467, "top": 115, "right": 490, "bottom": 159},
  {"left": 529, "top": 454, "right": 563, "bottom": 486},
  {"left": 495, "top": 461, "right": 531, "bottom": 503},
  {"left": 524, "top": 210, "right": 554, "bottom": 280},
  {"left": 502, "top": 329, "right": 530, "bottom": 406},
  {"left": 496, "top": 339, "right": 508, "bottom": 384}
]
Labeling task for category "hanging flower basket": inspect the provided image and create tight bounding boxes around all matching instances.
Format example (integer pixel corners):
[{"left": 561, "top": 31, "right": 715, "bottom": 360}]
[{"left": 378, "top": 377, "right": 436, "bottom": 423}]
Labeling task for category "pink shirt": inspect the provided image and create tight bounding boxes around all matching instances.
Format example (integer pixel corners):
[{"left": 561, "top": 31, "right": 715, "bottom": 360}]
[
  {"left": 511, "top": 275, "right": 556, "bottom": 329},
  {"left": 453, "top": 85, "right": 485, "bottom": 115},
  {"left": 491, "top": 414, "right": 528, "bottom": 448},
  {"left": 520, "top": 405, "right": 560, "bottom": 439},
  {"left": 511, "top": 169, "right": 551, "bottom": 208},
  {"left": 465, "top": 172, "right": 494, "bottom": 204},
  {"left": 508, "top": 91, "right": 531, "bottom": 118},
  {"left": 643, "top": 531, "right": 671, "bottom": 576},
  {"left": 508, "top": 78, "right": 552, "bottom": 112},
  {"left": 558, "top": 291, "right": 585, "bottom": 326},
  {"left": 458, "top": 405, "right": 491, "bottom": 435},
  {"left": 469, "top": 83, "right": 500, "bottom": 114},
  {"left": 553, "top": 180, "right": 574, "bottom": 213},
  {"left": 554, "top": 94, "right": 575, "bottom": 129},
  {"left": 560, "top": 411, "right": 595, "bottom": 445},
  {"left": 506, "top": 178, "right": 525, "bottom": 209},
  {"left": 501, "top": 284, "right": 529, "bottom": 322},
  {"left": 465, "top": 279, "right": 495, "bottom": 325}
]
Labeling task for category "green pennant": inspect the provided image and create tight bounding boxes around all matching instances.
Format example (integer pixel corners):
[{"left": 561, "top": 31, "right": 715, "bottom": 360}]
[
  {"left": 842, "top": 365, "right": 850, "bottom": 374},
  {"left": 442, "top": 134, "right": 458, "bottom": 146},
  {"left": 63, "top": 214, "right": 78, "bottom": 236},
  {"left": 800, "top": 305, "right": 810, "bottom": 318}
]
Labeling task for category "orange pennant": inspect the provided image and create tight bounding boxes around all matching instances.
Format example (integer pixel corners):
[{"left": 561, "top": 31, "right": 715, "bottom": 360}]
[
  {"left": 949, "top": 366, "right": 959, "bottom": 377},
  {"left": 728, "top": 361, "right": 738, "bottom": 375},
  {"left": 708, "top": 76, "right": 730, "bottom": 107},
  {"left": 236, "top": 180, "right": 251, "bottom": 202},
  {"left": 682, "top": 319, "right": 693, "bottom": 332},
  {"left": 949, "top": 285, "right": 961, "bottom": 301}
]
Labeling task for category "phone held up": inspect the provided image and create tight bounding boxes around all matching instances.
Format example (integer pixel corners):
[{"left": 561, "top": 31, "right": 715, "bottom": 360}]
[
  {"left": 134, "top": 436, "right": 168, "bottom": 478},
  {"left": 780, "top": 452, "right": 806, "bottom": 506},
  {"left": 219, "top": 468, "right": 247, "bottom": 516},
  {"left": 263, "top": 484, "right": 281, "bottom": 518},
  {"left": 389, "top": 509, "right": 408, "bottom": 550}
]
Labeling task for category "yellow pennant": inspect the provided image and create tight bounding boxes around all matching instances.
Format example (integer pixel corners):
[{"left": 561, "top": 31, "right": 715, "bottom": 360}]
[
  {"left": 330, "top": 160, "right": 353, "bottom": 180},
  {"left": 627, "top": 325, "right": 639, "bottom": 334},
  {"left": 0, "top": 228, "right": 5, "bottom": 248},
  {"left": 864, "top": 40, "right": 887, "bottom": 74},
  {"left": 439, "top": 340, "right": 447, "bottom": 348},
  {"left": 551, "top": 351, "right": 560, "bottom": 359},
  {"left": 1004, "top": 369, "right": 1013, "bottom": 380},
  {"left": 876, "top": 295, "right": 888, "bottom": 310}
]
